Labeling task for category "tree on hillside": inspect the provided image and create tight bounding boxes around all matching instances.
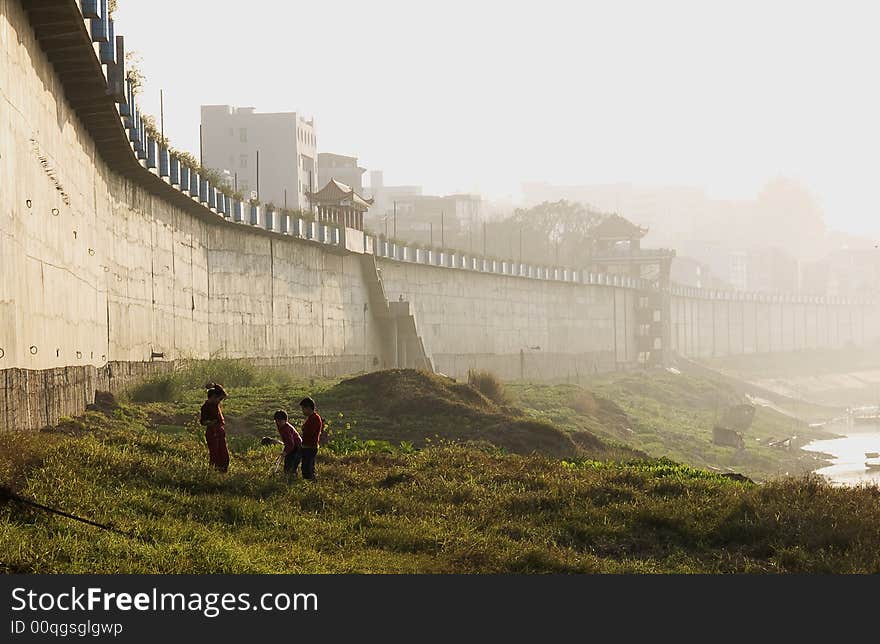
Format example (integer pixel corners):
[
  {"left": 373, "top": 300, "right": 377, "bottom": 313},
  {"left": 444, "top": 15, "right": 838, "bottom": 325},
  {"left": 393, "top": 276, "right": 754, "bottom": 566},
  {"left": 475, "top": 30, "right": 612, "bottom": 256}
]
[{"left": 484, "top": 200, "right": 611, "bottom": 266}]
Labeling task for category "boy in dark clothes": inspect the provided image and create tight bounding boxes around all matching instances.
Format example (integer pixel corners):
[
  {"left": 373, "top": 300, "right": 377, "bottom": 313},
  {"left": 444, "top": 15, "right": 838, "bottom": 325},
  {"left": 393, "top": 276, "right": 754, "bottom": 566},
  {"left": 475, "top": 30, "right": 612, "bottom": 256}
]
[
  {"left": 273, "top": 410, "right": 303, "bottom": 478},
  {"left": 298, "top": 397, "right": 322, "bottom": 480},
  {"left": 200, "top": 384, "right": 229, "bottom": 472}
]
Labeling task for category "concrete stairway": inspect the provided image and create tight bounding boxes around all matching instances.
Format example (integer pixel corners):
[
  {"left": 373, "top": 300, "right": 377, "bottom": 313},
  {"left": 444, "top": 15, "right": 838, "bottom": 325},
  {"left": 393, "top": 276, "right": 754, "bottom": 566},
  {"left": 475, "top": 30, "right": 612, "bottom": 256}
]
[{"left": 360, "top": 256, "right": 434, "bottom": 372}]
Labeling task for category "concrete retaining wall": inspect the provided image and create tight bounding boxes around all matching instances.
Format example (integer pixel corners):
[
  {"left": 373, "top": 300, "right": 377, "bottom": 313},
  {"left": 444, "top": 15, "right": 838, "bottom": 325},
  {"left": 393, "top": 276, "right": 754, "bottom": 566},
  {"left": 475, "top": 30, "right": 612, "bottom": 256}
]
[
  {"left": 377, "top": 259, "right": 632, "bottom": 381},
  {"left": 2, "top": 0, "right": 880, "bottom": 433}
]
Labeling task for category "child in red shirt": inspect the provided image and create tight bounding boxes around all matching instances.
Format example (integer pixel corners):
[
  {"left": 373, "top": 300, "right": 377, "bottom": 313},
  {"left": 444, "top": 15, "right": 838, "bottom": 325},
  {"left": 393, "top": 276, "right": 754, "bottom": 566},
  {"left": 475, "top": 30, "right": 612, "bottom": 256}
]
[
  {"left": 273, "top": 410, "right": 303, "bottom": 478},
  {"left": 298, "top": 397, "right": 322, "bottom": 480}
]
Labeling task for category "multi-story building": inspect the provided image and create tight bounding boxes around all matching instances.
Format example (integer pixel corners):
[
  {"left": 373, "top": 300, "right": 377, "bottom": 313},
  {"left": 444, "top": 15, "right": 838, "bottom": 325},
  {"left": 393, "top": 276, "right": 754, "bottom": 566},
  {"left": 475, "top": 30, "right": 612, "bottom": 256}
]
[
  {"left": 384, "top": 193, "right": 484, "bottom": 246},
  {"left": 200, "top": 105, "right": 316, "bottom": 210},
  {"left": 317, "top": 153, "right": 366, "bottom": 193},
  {"left": 802, "top": 247, "right": 880, "bottom": 298}
]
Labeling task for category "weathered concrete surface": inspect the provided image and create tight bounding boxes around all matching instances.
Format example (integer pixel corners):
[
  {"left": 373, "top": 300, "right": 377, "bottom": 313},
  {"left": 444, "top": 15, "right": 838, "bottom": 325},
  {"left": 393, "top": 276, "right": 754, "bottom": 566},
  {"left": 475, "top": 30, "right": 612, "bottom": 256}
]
[
  {"left": 0, "top": 0, "right": 386, "bottom": 372},
  {"left": 0, "top": 0, "right": 384, "bottom": 430},
  {"left": 669, "top": 295, "right": 880, "bottom": 359},
  {"left": 376, "top": 259, "right": 629, "bottom": 380}
]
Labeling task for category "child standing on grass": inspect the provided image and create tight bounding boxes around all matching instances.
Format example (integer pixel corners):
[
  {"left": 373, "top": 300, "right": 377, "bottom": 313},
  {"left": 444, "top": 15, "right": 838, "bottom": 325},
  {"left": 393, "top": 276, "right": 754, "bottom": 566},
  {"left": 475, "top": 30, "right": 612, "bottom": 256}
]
[
  {"left": 273, "top": 410, "right": 303, "bottom": 479},
  {"left": 299, "top": 397, "right": 322, "bottom": 480},
  {"left": 200, "top": 384, "right": 229, "bottom": 473}
]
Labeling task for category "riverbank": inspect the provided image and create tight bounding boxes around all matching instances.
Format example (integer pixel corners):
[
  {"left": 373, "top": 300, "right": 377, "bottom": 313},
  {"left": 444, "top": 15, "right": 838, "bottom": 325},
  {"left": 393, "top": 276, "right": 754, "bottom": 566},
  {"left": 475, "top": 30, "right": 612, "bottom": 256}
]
[
  {"left": 2, "top": 389, "right": 880, "bottom": 573},
  {"left": 702, "top": 347, "right": 880, "bottom": 408},
  {"left": 698, "top": 348, "right": 880, "bottom": 485}
]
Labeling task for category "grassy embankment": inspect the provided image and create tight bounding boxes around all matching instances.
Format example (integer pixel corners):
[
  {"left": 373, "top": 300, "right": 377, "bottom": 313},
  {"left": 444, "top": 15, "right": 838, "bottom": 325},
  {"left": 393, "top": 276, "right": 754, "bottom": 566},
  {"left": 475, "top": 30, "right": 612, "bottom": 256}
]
[
  {"left": 507, "top": 370, "right": 836, "bottom": 481},
  {"left": 699, "top": 346, "right": 880, "bottom": 408},
  {"left": 2, "top": 363, "right": 879, "bottom": 573}
]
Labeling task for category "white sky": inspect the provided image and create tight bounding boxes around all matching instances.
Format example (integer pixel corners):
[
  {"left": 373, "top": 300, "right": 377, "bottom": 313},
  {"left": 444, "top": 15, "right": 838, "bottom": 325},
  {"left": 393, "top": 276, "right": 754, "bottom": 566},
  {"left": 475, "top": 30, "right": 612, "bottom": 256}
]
[{"left": 114, "top": 0, "right": 880, "bottom": 236}]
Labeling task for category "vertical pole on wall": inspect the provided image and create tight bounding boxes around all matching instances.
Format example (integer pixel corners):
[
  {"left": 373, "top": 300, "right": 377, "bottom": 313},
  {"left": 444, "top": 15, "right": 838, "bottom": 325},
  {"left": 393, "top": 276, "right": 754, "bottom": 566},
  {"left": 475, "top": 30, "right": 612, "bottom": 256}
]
[
  {"left": 234, "top": 173, "right": 238, "bottom": 192},
  {"left": 519, "top": 226, "right": 523, "bottom": 262},
  {"left": 284, "top": 189, "right": 288, "bottom": 209},
  {"left": 256, "top": 150, "right": 260, "bottom": 201},
  {"left": 612, "top": 288, "right": 619, "bottom": 370},
  {"left": 393, "top": 201, "right": 397, "bottom": 239},
  {"left": 160, "top": 89, "right": 164, "bottom": 142}
]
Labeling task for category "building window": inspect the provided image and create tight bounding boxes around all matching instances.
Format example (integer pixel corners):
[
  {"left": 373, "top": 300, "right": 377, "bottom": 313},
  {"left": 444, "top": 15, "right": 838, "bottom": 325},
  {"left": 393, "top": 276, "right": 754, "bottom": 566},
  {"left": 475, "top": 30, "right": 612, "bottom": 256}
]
[
  {"left": 240, "top": 155, "right": 248, "bottom": 168},
  {"left": 240, "top": 128, "right": 247, "bottom": 143}
]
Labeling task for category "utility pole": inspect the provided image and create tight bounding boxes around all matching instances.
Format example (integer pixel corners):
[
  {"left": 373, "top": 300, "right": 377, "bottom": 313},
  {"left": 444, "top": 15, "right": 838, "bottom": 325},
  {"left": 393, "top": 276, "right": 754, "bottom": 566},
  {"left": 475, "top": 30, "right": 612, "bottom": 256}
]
[
  {"left": 284, "top": 189, "right": 288, "bottom": 209},
  {"left": 519, "top": 226, "right": 523, "bottom": 262},
  {"left": 234, "top": 173, "right": 237, "bottom": 192}
]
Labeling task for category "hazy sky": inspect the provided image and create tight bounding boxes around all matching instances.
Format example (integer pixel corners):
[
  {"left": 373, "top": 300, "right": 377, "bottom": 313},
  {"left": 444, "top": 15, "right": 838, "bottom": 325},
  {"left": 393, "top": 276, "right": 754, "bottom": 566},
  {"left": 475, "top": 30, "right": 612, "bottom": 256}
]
[{"left": 114, "top": 0, "right": 879, "bottom": 236}]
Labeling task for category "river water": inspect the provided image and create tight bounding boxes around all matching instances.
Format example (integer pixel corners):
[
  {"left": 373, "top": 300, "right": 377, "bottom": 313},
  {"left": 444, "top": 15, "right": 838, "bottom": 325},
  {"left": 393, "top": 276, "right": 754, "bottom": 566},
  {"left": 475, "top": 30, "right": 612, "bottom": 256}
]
[{"left": 802, "top": 419, "right": 880, "bottom": 486}]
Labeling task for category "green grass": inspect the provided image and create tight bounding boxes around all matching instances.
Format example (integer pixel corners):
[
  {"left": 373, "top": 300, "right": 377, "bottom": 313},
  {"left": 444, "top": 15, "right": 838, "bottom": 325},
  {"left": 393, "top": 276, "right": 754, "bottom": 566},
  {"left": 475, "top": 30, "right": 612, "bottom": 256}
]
[
  {"left": 2, "top": 400, "right": 880, "bottom": 573},
  {"left": 506, "top": 370, "right": 836, "bottom": 481},
  {"left": 4, "top": 365, "right": 880, "bottom": 573},
  {"left": 134, "top": 369, "right": 638, "bottom": 462}
]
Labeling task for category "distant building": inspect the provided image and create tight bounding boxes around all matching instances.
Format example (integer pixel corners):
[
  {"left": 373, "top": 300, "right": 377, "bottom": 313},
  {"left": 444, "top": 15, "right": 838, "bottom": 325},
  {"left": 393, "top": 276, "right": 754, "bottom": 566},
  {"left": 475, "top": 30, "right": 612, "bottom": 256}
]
[
  {"left": 679, "top": 241, "right": 799, "bottom": 294},
  {"left": 366, "top": 170, "right": 420, "bottom": 209},
  {"left": 318, "top": 153, "right": 366, "bottom": 193},
  {"left": 745, "top": 247, "right": 799, "bottom": 294},
  {"left": 802, "top": 248, "right": 880, "bottom": 298},
  {"left": 201, "top": 105, "right": 317, "bottom": 210},
  {"left": 671, "top": 256, "right": 731, "bottom": 290},
  {"left": 387, "top": 194, "right": 484, "bottom": 245}
]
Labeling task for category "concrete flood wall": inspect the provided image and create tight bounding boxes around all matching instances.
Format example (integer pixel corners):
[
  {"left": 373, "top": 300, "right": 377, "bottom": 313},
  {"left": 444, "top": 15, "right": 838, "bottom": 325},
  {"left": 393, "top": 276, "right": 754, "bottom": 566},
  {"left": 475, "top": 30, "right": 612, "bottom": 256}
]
[
  {"left": 669, "top": 295, "right": 880, "bottom": 359},
  {"left": 0, "top": 0, "right": 384, "bottom": 430},
  {"left": 376, "top": 259, "right": 632, "bottom": 381},
  {"left": 3, "top": 0, "right": 880, "bottom": 433}
]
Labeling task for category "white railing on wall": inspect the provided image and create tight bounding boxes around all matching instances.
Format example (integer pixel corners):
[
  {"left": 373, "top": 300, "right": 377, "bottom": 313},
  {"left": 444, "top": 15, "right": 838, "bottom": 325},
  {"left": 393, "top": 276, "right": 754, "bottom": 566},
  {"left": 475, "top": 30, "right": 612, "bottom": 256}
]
[{"left": 74, "top": 2, "right": 878, "bottom": 308}]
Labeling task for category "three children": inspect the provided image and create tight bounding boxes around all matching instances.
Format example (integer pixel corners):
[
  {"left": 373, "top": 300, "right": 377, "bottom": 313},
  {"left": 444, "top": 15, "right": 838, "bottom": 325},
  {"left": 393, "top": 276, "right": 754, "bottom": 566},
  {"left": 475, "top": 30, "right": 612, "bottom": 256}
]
[{"left": 201, "top": 385, "right": 323, "bottom": 480}]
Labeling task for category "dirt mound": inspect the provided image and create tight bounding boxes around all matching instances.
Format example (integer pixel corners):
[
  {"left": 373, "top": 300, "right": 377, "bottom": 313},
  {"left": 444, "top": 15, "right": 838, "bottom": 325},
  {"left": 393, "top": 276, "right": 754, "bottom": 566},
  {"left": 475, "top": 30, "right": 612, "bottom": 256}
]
[
  {"left": 342, "top": 369, "right": 499, "bottom": 414},
  {"left": 325, "top": 370, "right": 593, "bottom": 459}
]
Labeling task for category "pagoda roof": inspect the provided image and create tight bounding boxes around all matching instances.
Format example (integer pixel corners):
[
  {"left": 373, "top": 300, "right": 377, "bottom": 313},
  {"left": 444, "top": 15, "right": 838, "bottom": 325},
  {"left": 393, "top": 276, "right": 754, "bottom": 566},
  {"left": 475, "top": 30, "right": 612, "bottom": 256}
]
[
  {"left": 308, "top": 179, "right": 374, "bottom": 211},
  {"left": 592, "top": 214, "right": 648, "bottom": 239}
]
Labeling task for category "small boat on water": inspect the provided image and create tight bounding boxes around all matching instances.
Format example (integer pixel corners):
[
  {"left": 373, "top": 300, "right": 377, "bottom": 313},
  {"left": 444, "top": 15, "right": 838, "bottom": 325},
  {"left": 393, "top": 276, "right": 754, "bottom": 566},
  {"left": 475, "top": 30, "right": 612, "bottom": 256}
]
[{"left": 866, "top": 452, "right": 880, "bottom": 459}]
